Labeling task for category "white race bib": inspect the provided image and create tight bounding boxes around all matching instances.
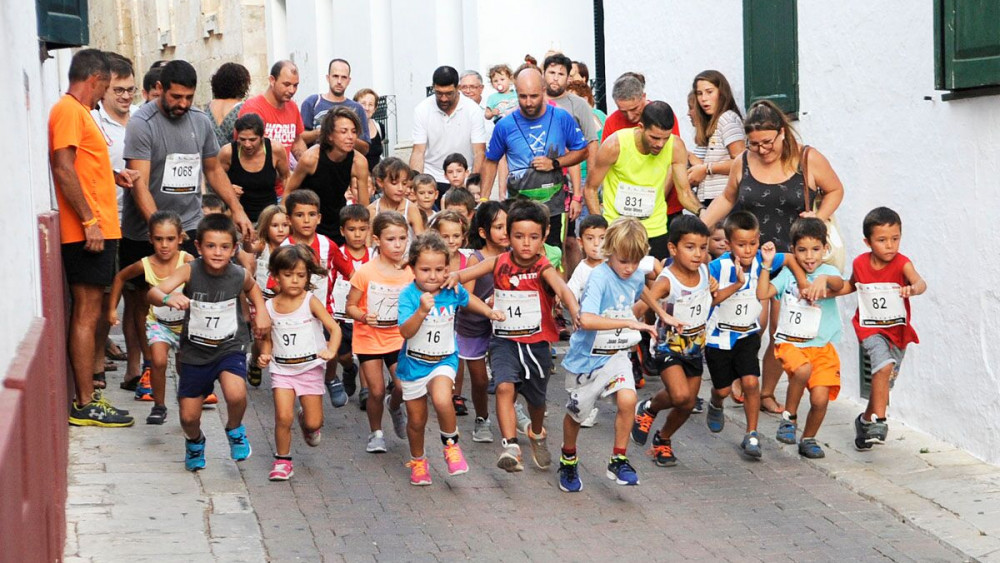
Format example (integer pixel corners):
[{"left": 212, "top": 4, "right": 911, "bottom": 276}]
[
  {"left": 367, "top": 282, "right": 403, "bottom": 327},
  {"left": 714, "top": 289, "right": 762, "bottom": 333},
  {"left": 310, "top": 273, "right": 329, "bottom": 308},
  {"left": 332, "top": 278, "right": 352, "bottom": 321},
  {"left": 187, "top": 299, "right": 238, "bottom": 346},
  {"left": 671, "top": 289, "right": 712, "bottom": 336},
  {"left": 152, "top": 298, "right": 185, "bottom": 328},
  {"left": 161, "top": 153, "right": 201, "bottom": 194},
  {"left": 590, "top": 309, "right": 641, "bottom": 356},
  {"left": 615, "top": 182, "right": 657, "bottom": 218},
  {"left": 406, "top": 314, "right": 456, "bottom": 363},
  {"left": 857, "top": 283, "right": 907, "bottom": 328},
  {"left": 255, "top": 256, "right": 275, "bottom": 298},
  {"left": 492, "top": 289, "right": 542, "bottom": 338},
  {"left": 272, "top": 317, "right": 321, "bottom": 366},
  {"left": 774, "top": 294, "right": 822, "bottom": 343}
]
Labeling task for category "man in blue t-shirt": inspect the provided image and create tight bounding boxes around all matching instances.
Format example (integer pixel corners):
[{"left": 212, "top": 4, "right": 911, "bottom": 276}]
[
  {"left": 479, "top": 67, "right": 588, "bottom": 247},
  {"left": 300, "top": 58, "right": 370, "bottom": 154}
]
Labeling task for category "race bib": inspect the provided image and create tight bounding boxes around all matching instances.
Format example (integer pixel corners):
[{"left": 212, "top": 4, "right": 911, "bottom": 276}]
[
  {"left": 615, "top": 182, "right": 656, "bottom": 218},
  {"left": 367, "top": 282, "right": 403, "bottom": 327},
  {"left": 188, "top": 299, "right": 238, "bottom": 346},
  {"left": 857, "top": 283, "right": 906, "bottom": 328},
  {"left": 714, "top": 289, "right": 762, "bottom": 333},
  {"left": 310, "top": 273, "right": 329, "bottom": 308},
  {"left": 161, "top": 153, "right": 201, "bottom": 194},
  {"left": 590, "top": 309, "right": 641, "bottom": 356},
  {"left": 406, "top": 314, "right": 456, "bottom": 363},
  {"left": 255, "top": 256, "right": 275, "bottom": 298},
  {"left": 671, "top": 289, "right": 712, "bottom": 336},
  {"left": 492, "top": 289, "right": 542, "bottom": 338},
  {"left": 332, "top": 278, "right": 352, "bottom": 321},
  {"left": 152, "top": 297, "right": 185, "bottom": 329},
  {"left": 774, "top": 294, "right": 822, "bottom": 343},
  {"left": 272, "top": 317, "right": 321, "bottom": 366}
]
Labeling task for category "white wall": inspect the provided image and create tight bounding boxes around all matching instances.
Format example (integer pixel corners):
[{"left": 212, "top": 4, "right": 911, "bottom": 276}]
[{"left": 606, "top": 0, "right": 1000, "bottom": 464}]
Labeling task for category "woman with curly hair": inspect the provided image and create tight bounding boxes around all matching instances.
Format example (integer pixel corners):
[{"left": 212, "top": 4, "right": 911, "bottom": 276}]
[{"left": 207, "top": 62, "right": 252, "bottom": 146}]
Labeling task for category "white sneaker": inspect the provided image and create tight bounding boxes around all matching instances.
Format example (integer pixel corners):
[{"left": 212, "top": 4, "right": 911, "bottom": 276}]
[
  {"left": 473, "top": 416, "right": 494, "bottom": 443},
  {"left": 580, "top": 407, "right": 599, "bottom": 428},
  {"left": 387, "top": 396, "right": 408, "bottom": 439},
  {"left": 297, "top": 409, "right": 321, "bottom": 447},
  {"left": 514, "top": 401, "right": 531, "bottom": 435},
  {"left": 366, "top": 430, "right": 387, "bottom": 453}
]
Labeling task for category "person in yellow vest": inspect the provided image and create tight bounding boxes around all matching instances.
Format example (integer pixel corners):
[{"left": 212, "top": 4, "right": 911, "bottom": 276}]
[{"left": 584, "top": 101, "right": 702, "bottom": 261}]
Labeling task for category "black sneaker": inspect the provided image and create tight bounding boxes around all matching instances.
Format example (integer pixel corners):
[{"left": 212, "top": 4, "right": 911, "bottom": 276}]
[
  {"left": 867, "top": 417, "right": 889, "bottom": 444},
  {"left": 69, "top": 398, "right": 134, "bottom": 428},
  {"left": 854, "top": 414, "right": 873, "bottom": 451},
  {"left": 146, "top": 404, "right": 168, "bottom": 425},
  {"left": 247, "top": 363, "right": 263, "bottom": 387},
  {"left": 452, "top": 395, "right": 469, "bottom": 416},
  {"left": 342, "top": 361, "right": 359, "bottom": 397},
  {"left": 651, "top": 433, "right": 677, "bottom": 467}
]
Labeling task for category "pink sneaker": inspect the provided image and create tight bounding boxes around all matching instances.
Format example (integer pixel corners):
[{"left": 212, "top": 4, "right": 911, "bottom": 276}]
[
  {"left": 297, "top": 409, "right": 321, "bottom": 447},
  {"left": 268, "top": 458, "right": 294, "bottom": 481},
  {"left": 407, "top": 457, "right": 432, "bottom": 486},
  {"left": 443, "top": 442, "right": 469, "bottom": 476}
]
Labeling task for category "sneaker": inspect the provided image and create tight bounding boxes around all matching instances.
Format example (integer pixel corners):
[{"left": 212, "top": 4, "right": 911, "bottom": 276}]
[
  {"left": 225, "top": 425, "right": 252, "bottom": 461},
  {"left": 443, "top": 442, "right": 469, "bottom": 475},
  {"left": 247, "top": 363, "right": 263, "bottom": 387},
  {"left": 867, "top": 415, "right": 889, "bottom": 444},
  {"left": 203, "top": 393, "right": 219, "bottom": 405},
  {"left": 550, "top": 345, "right": 557, "bottom": 359},
  {"left": 497, "top": 443, "right": 523, "bottom": 472},
  {"left": 741, "top": 431, "right": 763, "bottom": 459},
  {"left": 472, "top": 417, "right": 494, "bottom": 443},
  {"left": 146, "top": 404, "right": 168, "bottom": 425},
  {"left": 607, "top": 455, "right": 640, "bottom": 486},
  {"left": 692, "top": 397, "right": 705, "bottom": 414},
  {"left": 268, "top": 458, "right": 293, "bottom": 481},
  {"left": 93, "top": 392, "right": 130, "bottom": 416},
  {"left": 580, "top": 407, "right": 599, "bottom": 428},
  {"left": 799, "top": 437, "right": 825, "bottom": 459},
  {"left": 407, "top": 457, "right": 432, "bottom": 486},
  {"left": 776, "top": 412, "right": 797, "bottom": 444},
  {"left": 650, "top": 434, "right": 677, "bottom": 467},
  {"left": 298, "top": 409, "right": 321, "bottom": 447},
  {"left": 527, "top": 428, "right": 551, "bottom": 470},
  {"left": 133, "top": 365, "right": 152, "bottom": 401},
  {"left": 558, "top": 456, "right": 582, "bottom": 492},
  {"left": 387, "top": 396, "right": 408, "bottom": 439},
  {"left": 706, "top": 401, "right": 725, "bottom": 433},
  {"left": 366, "top": 430, "right": 387, "bottom": 453},
  {"left": 854, "top": 414, "right": 874, "bottom": 451},
  {"left": 69, "top": 399, "right": 135, "bottom": 428},
  {"left": 326, "top": 378, "right": 348, "bottom": 408},
  {"left": 358, "top": 387, "right": 369, "bottom": 411},
  {"left": 452, "top": 395, "right": 469, "bottom": 416},
  {"left": 631, "top": 400, "right": 655, "bottom": 445},
  {"left": 514, "top": 401, "right": 531, "bottom": 435},
  {"left": 185, "top": 439, "right": 206, "bottom": 471},
  {"left": 342, "top": 361, "right": 359, "bottom": 397}
]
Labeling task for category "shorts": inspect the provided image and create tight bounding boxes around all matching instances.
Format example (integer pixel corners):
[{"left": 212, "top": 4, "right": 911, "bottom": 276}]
[
  {"left": 357, "top": 351, "right": 398, "bottom": 370},
  {"left": 146, "top": 319, "right": 180, "bottom": 349},
  {"left": 564, "top": 352, "right": 635, "bottom": 423},
  {"left": 271, "top": 363, "right": 326, "bottom": 396},
  {"left": 774, "top": 342, "right": 841, "bottom": 400},
  {"left": 648, "top": 233, "right": 669, "bottom": 261},
  {"left": 336, "top": 321, "right": 354, "bottom": 356},
  {"left": 705, "top": 333, "right": 763, "bottom": 389},
  {"left": 457, "top": 333, "right": 489, "bottom": 360},
  {"left": 178, "top": 352, "right": 247, "bottom": 399},
  {"left": 120, "top": 232, "right": 198, "bottom": 285},
  {"left": 487, "top": 337, "right": 553, "bottom": 408},
  {"left": 653, "top": 352, "right": 703, "bottom": 379},
  {"left": 546, "top": 214, "right": 564, "bottom": 247},
  {"left": 862, "top": 334, "right": 906, "bottom": 387},
  {"left": 401, "top": 364, "right": 457, "bottom": 401},
  {"left": 62, "top": 239, "right": 119, "bottom": 287}
]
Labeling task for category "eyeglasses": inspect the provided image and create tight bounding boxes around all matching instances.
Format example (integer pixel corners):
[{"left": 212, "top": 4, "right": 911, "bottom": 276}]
[
  {"left": 112, "top": 87, "right": 137, "bottom": 97},
  {"left": 433, "top": 89, "right": 458, "bottom": 99},
  {"left": 458, "top": 84, "right": 483, "bottom": 91},
  {"left": 747, "top": 133, "right": 780, "bottom": 151}
]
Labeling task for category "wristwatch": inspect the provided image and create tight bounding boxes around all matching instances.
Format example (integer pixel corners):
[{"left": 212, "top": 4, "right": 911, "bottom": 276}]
[{"left": 550, "top": 158, "right": 561, "bottom": 170}]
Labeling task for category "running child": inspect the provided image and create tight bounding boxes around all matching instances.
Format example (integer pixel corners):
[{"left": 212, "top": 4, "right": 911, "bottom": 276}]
[
  {"left": 428, "top": 210, "right": 472, "bottom": 415},
  {"left": 257, "top": 244, "right": 343, "bottom": 481},
  {"left": 397, "top": 232, "right": 504, "bottom": 485},
  {"left": 109, "top": 211, "right": 194, "bottom": 424},
  {"left": 148, "top": 214, "right": 269, "bottom": 471},
  {"left": 412, "top": 173, "right": 439, "bottom": 218},
  {"left": 443, "top": 153, "right": 470, "bottom": 189},
  {"left": 330, "top": 204, "right": 372, "bottom": 404},
  {"left": 247, "top": 204, "right": 290, "bottom": 386},
  {"left": 346, "top": 211, "right": 413, "bottom": 453},
  {"left": 370, "top": 157, "right": 425, "bottom": 238},
  {"left": 840, "top": 207, "right": 925, "bottom": 450},
  {"left": 757, "top": 217, "right": 844, "bottom": 459},
  {"left": 708, "top": 221, "right": 728, "bottom": 262}
]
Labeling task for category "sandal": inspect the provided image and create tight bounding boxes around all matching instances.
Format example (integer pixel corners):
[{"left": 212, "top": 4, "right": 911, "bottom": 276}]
[
  {"left": 760, "top": 394, "right": 784, "bottom": 414},
  {"left": 104, "top": 359, "right": 118, "bottom": 372},
  {"left": 120, "top": 374, "right": 140, "bottom": 391},
  {"left": 105, "top": 340, "right": 127, "bottom": 361},
  {"left": 93, "top": 372, "right": 106, "bottom": 390}
]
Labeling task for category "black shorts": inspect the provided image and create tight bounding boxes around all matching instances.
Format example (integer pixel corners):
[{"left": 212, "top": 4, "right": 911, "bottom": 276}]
[
  {"left": 546, "top": 214, "right": 563, "bottom": 247},
  {"left": 357, "top": 351, "right": 398, "bottom": 370},
  {"left": 487, "top": 337, "right": 552, "bottom": 407},
  {"left": 648, "top": 233, "right": 669, "bottom": 261},
  {"left": 705, "top": 333, "right": 762, "bottom": 389},
  {"left": 653, "top": 352, "right": 703, "bottom": 379},
  {"left": 120, "top": 231, "right": 198, "bottom": 285},
  {"left": 337, "top": 321, "right": 354, "bottom": 356},
  {"left": 63, "top": 239, "right": 119, "bottom": 287}
]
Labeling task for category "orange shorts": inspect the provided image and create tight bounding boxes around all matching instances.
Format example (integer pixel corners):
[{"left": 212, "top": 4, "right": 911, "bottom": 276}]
[{"left": 774, "top": 342, "right": 841, "bottom": 400}]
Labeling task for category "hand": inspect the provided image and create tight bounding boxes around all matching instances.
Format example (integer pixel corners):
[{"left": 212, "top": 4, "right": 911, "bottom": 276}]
[
  {"left": 165, "top": 294, "right": 191, "bottom": 310},
  {"left": 484, "top": 108, "right": 495, "bottom": 120},
  {"left": 257, "top": 354, "right": 271, "bottom": 367},
  {"left": 569, "top": 308, "right": 582, "bottom": 331},
  {"left": 114, "top": 168, "right": 140, "bottom": 189},
  {"left": 442, "top": 271, "right": 461, "bottom": 290},
  {"left": 486, "top": 295, "right": 494, "bottom": 307},
  {"left": 232, "top": 209, "right": 255, "bottom": 244},
  {"left": 253, "top": 309, "right": 271, "bottom": 339},
  {"left": 709, "top": 276, "right": 719, "bottom": 296},
  {"left": 363, "top": 312, "right": 378, "bottom": 326},
  {"left": 687, "top": 164, "right": 707, "bottom": 186},
  {"left": 631, "top": 320, "right": 658, "bottom": 338},
  {"left": 231, "top": 184, "right": 244, "bottom": 197},
  {"left": 657, "top": 311, "right": 685, "bottom": 331},
  {"left": 83, "top": 223, "right": 105, "bottom": 253},
  {"left": 733, "top": 264, "right": 746, "bottom": 288},
  {"left": 800, "top": 279, "right": 828, "bottom": 302},
  {"left": 530, "top": 156, "right": 555, "bottom": 172},
  {"left": 760, "top": 241, "right": 776, "bottom": 268},
  {"left": 568, "top": 199, "right": 582, "bottom": 221},
  {"left": 899, "top": 285, "right": 915, "bottom": 298},
  {"left": 107, "top": 310, "right": 119, "bottom": 326},
  {"left": 490, "top": 309, "right": 506, "bottom": 322},
  {"left": 799, "top": 210, "right": 817, "bottom": 218},
  {"left": 419, "top": 292, "right": 435, "bottom": 312},
  {"left": 318, "top": 348, "right": 336, "bottom": 361}
]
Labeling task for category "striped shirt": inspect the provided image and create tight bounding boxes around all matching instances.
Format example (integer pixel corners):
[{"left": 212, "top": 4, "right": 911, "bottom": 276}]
[
  {"left": 692, "top": 110, "right": 744, "bottom": 202},
  {"left": 706, "top": 250, "right": 785, "bottom": 350}
]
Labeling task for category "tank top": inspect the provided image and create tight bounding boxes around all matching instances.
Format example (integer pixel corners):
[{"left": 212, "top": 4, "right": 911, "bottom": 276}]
[
  {"left": 255, "top": 244, "right": 276, "bottom": 299},
  {"left": 302, "top": 148, "right": 352, "bottom": 243},
  {"left": 366, "top": 125, "right": 384, "bottom": 172},
  {"left": 266, "top": 295, "right": 327, "bottom": 375},
  {"left": 655, "top": 264, "right": 711, "bottom": 359},
  {"left": 180, "top": 259, "right": 250, "bottom": 364},
  {"left": 492, "top": 252, "right": 557, "bottom": 344},
  {"left": 142, "top": 251, "right": 192, "bottom": 333},
  {"left": 456, "top": 250, "right": 493, "bottom": 337},
  {"left": 228, "top": 138, "right": 277, "bottom": 223},
  {"left": 602, "top": 129, "right": 673, "bottom": 237},
  {"left": 374, "top": 198, "right": 416, "bottom": 243},
  {"left": 736, "top": 151, "right": 807, "bottom": 251},
  {"left": 851, "top": 253, "right": 919, "bottom": 349}
]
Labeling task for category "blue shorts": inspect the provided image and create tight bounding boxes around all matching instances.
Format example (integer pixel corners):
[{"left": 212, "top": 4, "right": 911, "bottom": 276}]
[
  {"left": 457, "top": 333, "right": 489, "bottom": 360},
  {"left": 178, "top": 352, "right": 247, "bottom": 399}
]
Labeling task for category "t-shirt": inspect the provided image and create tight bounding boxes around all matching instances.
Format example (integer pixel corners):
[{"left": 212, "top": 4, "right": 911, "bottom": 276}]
[
  {"left": 492, "top": 252, "right": 558, "bottom": 344},
  {"left": 562, "top": 263, "right": 645, "bottom": 374},
  {"left": 396, "top": 284, "right": 469, "bottom": 381},
  {"left": 544, "top": 243, "right": 563, "bottom": 272},
  {"left": 770, "top": 264, "right": 843, "bottom": 348},
  {"left": 300, "top": 94, "right": 370, "bottom": 142},
  {"left": 238, "top": 95, "right": 304, "bottom": 154},
  {"left": 706, "top": 250, "right": 785, "bottom": 350},
  {"left": 486, "top": 90, "right": 517, "bottom": 117},
  {"left": 121, "top": 101, "right": 219, "bottom": 239},
  {"left": 411, "top": 95, "right": 488, "bottom": 183},
  {"left": 93, "top": 103, "right": 139, "bottom": 222},
  {"left": 691, "top": 109, "right": 744, "bottom": 202},
  {"left": 552, "top": 94, "right": 599, "bottom": 142},
  {"left": 486, "top": 106, "right": 588, "bottom": 181},
  {"left": 851, "top": 252, "right": 919, "bottom": 349},
  {"left": 567, "top": 260, "right": 600, "bottom": 301},
  {"left": 348, "top": 260, "right": 414, "bottom": 354},
  {"left": 49, "top": 94, "right": 122, "bottom": 244},
  {"left": 602, "top": 106, "right": 682, "bottom": 215}
]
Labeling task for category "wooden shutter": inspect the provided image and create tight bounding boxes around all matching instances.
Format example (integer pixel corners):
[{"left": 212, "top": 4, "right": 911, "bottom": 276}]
[
  {"left": 743, "top": 0, "right": 799, "bottom": 114},
  {"left": 37, "top": 0, "right": 90, "bottom": 49},
  {"left": 935, "top": 0, "right": 1000, "bottom": 90}
]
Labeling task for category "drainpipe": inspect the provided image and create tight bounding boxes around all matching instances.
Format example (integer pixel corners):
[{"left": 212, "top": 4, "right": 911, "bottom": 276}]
[{"left": 593, "top": 0, "right": 607, "bottom": 113}]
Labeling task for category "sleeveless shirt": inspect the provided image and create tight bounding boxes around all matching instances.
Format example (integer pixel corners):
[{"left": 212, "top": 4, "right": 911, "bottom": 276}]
[
  {"left": 228, "top": 138, "right": 277, "bottom": 222},
  {"left": 302, "top": 148, "right": 352, "bottom": 243},
  {"left": 736, "top": 151, "right": 807, "bottom": 251}
]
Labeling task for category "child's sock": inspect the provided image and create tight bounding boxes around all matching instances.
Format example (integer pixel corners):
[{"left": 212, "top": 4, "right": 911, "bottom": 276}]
[
  {"left": 186, "top": 433, "right": 205, "bottom": 444},
  {"left": 501, "top": 437, "right": 518, "bottom": 447},
  {"left": 612, "top": 447, "right": 627, "bottom": 457},
  {"left": 274, "top": 454, "right": 292, "bottom": 461},
  {"left": 440, "top": 430, "right": 459, "bottom": 446},
  {"left": 561, "top": 446, "right": 577, "bottom": 460}
]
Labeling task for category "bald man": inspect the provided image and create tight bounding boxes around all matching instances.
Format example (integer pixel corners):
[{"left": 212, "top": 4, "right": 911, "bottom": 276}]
[{"left": 479, "top": 68, "right": 588, "bottom": 247}]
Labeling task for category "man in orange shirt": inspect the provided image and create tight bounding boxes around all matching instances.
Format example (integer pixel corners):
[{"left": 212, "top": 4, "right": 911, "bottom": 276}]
[{"left": 50, "top": 49, "right": 136, "bottom": 427}]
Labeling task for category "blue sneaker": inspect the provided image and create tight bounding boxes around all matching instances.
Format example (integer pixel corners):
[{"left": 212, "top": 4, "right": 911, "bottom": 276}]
[
  {"left": 326, "top": 378, "right": 348, "bottom": 408},
  {"left": 185, "top": 439, "right": 206, "bottom": 471},
  {"left": 776, "top": 413, "right": 797, "bottom": 444},
  {"left": 226, "top": 425, "right": 252, "bottom": 461},
  {"left": 606, "top": 455, "right": 639, "bottom": 486},
  {"left": 741, "top": 431, "right": 762, "bottom": 459},
  {"left": 798, "top": 437, "right": 825, "bottom": 459},
  {"left": 706, "top": 401, "right": 725, "bottom": 433},
  {"left": 558, "top": 457, "right": 582, "bottom": 492}
]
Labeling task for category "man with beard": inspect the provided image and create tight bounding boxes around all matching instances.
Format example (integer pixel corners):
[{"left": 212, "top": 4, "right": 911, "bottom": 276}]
[
  {"left": 240, "top": 60, "right": 307, "bottom": 173},
  {"left": 300, "top": 58, "right": 370, "bottom": 154}
]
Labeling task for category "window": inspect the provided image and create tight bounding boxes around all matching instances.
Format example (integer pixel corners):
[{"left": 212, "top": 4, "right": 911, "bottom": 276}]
[
  {"left": 742, "top": 0, "right": 798, "bottom": 115},
  {"left": 36, "top": 0, "right": 89, "bottom": 49},
  {"left": 935, "top": 0, "right": 1000, "bottom": 92}
]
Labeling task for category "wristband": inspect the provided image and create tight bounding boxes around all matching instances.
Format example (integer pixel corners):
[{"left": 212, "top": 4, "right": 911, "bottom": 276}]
[
  {"left": 82, "top": 217, "right": 99, "bottom": 228},
  {"left": 572, "top": 194, "right": 583, "bottom": 203},
  {"left": 162, "top": 294, "right": 171, "bottom": 305},
  {"left": 706, "top": 162, "right": 713, "bottom": 175},
  {"left": 479, "top": 198, "right": 489, "bottom": 203}
]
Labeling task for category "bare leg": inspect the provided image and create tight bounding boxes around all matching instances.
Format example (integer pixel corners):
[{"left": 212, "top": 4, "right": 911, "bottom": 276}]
[
  {"left": 148, "top": 342, "right": 170, "bottom": 406},
  {"left": 760, "top": 300, "right": 785, "bottom": 413},
  {"left": 122, "top": 288, "right": 149, "bottom": 378},
  {"left": 405, "top": 396, "right": 429, "bottom": 458},
  {"left": 657, "top": 374, "right": 701, "bottom": 440},
  {"left": 361, "top": 360, "right": 386, "bottom": 431},
  {"left": 92, "top": 293, "right": 112, "bottom": 377},
  {"left": 454, "top": 358, "right": 466, "bottom": 396},
  {"left": 272, "top": 388, "right": 296, "bottom": 456},
  {"left": 783, "top": 363, "right": 812, "bottom": 418},
  {"left": 218, "top": 371, "right": 247, "bottom": 429},
  {"left": 802, "top": 386, "right": 830, "bottom": 438},
  {"left": 614, "top": 389, "right": 637, "bottom": 451},
  {"left": 68, "top": 284, "right": 103, "bottom": 404},
  {"left": 299, "top": 395, "right": 324, "bottom": 434},
  {"left": 429, "top": 376, "right": 458, "bottom": 435},
  {"left": 178, "top": 397, "right": 205, "bottom": 440},
  {"left": 740, "top": 375, "right": 761, "bottom": 432},
  {"left": 467, "top": 358, "right": 490, "bottom": 419},
  {"left": 495, "top": 382, "right": 517, "bottom": 440},
  {"left": 864, "top": 364, "right": 893, "bottom": 420}
]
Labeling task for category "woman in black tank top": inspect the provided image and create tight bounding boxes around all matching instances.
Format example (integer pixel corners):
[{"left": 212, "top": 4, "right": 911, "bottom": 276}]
[
  {"left": 218, "top": 113, "right": 290, "bottom": 222},
  {"left": 300, "top": 146, "right": 353, "bottom": 243}
]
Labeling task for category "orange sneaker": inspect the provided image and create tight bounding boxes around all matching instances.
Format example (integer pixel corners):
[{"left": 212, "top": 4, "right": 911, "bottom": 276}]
[
  {"left": 203, "top": 393, "right": 219, "bottom": 405},
  {"left": 134, "top": 365, "right": 153, "bottom": 401}
]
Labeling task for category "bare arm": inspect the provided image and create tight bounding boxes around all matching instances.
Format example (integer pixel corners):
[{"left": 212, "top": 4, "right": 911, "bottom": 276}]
[
  {"left": 204, "top": 156, "right": 253, "bottom": 241},
  {"left": 291, "top": 135, "right": 307, "bottom": 160},
  {"left": 353, "top": 152, "right": 370, "bottom": 206},
  {"left": 107, "top": 261, "right": 146, "bottom": 325},
  {"left": 310, "top": 296, "right": 342, "bottom": 359},
  {"left": 51, "top": 147, "right": 105, "bottom": 252},
  {"left": 901, "top": 262, "right": 927, "bottom": 298},
  {"left": 398, "top": 294, "right": 433, "bottom": 340},
  {"left": 444, "top": 254, "right": 497, "bottom": 288},
  {"left": 542, "top": 267, "right": 580, "bottom": 328},
  {"left": 243, "top": 272, "right": 271, "bottom": 338},
  {"left": 479, "top": 159, "right": 499, "bottom": 201},
  {"left": 126, "top": 158, "right": 158, "bottom": 224},
  {"left": 283, "top": 146, "right": 320, "bottom": 194},
  {"left": 667, "top": 138, "right": 704, "bottom": 214},
  {"left": 804, "top": 148, "right": 844, "bottom": 221},
  {"left": 584, "top": 136, "right": 620, "bottom": 216},
  {"left": 463, "top": 293, "right": 504, "bottom": 321},
  {"left": 148, "top": 264, "right": 193, "bottom": 309},
  {"left": 273, "top": 143, "right": 290, "bottom": 186},
  {"left": 471, "top": 143, "right": 485, "bottom": 174},
  {"left": 408, "top": 143, "right": 427, "bottom": 176}
]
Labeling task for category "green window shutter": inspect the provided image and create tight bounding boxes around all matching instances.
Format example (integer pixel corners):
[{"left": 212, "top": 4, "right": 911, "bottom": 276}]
[
  {"left": 859, "top": 347, "right": 873, "bottom": 399},
  {"left": 743, "top": 0, "right": 799, "bottom": 114},
  {"left": 37, "top": 0, "right": 89, "bottom": 49},
  {"left": 936, "top": 0, "right": 1000, "bottom": 90}
]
